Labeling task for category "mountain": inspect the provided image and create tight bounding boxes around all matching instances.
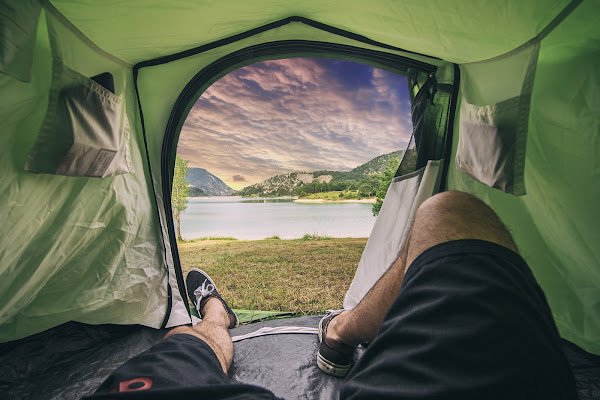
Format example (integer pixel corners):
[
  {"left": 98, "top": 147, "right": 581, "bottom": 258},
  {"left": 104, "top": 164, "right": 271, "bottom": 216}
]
[
  {"left": 236, "top": 172, "right": 321, "bottom": 197},
  {"left": 237, "top": 150, "right": 404, "bottom": 197},
  {"left": 186, "top": 168, "right": 235, "bottom": 196}
]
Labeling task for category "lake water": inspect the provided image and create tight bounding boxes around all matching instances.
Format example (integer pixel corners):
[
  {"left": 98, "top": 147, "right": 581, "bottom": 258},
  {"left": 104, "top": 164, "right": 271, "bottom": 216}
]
[{"left": 180, "top": 197, "right": 377, "bottom": 240}]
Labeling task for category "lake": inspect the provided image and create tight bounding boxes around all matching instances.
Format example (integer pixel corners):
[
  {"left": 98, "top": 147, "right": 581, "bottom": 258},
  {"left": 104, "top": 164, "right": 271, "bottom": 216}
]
[{"left": 180, "top": 197, "right": 377, "bottom": 240}]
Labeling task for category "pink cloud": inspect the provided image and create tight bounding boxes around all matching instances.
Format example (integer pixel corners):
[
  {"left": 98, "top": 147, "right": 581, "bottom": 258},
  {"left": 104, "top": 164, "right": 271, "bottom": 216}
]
[{"left": 178, "top": 58, "right": 412, "bottom": 188}]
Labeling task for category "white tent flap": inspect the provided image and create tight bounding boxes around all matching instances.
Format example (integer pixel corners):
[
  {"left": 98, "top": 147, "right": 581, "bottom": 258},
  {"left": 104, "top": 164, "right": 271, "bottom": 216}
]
[{"left": 343, "top": 160, "right": 442, "bottom": 310}]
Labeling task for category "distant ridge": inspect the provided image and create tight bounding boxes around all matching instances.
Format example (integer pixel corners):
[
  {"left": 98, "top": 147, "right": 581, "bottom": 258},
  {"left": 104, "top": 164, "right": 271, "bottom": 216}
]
[
  {"left": 186, "top": 168, "right": 235, "bottom": 196},
  {"left": 349, "top": 150, "right": 405, "bottom": 177},
  {"left": 237, "top": 150, "right": 404, "bottom": 197}
]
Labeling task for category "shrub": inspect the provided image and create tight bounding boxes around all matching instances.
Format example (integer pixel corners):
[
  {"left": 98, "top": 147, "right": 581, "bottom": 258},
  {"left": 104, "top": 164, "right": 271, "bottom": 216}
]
[{"left": 300, "top": 234, "right": 333, "bottom": 241}]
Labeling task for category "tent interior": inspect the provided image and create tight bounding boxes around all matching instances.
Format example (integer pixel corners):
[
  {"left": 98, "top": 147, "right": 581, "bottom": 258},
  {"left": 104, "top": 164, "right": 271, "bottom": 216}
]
[{"left": 1, "top": 0, "right": 599, "bottom": 398}]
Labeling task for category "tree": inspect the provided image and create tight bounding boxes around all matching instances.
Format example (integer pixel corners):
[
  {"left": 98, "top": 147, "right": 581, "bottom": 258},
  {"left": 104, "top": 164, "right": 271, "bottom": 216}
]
[
  {"left": 357, "top": 175, "right": 379, "bottom": 197},
  {"left": 358, "top": 183, "right": 374, "bottom": 197},
  {"left": 372, "top": 157, "right": 400, "bottom": 216},
  {"left": 172, "top": 156, "right": 190, "bottom": 241}
]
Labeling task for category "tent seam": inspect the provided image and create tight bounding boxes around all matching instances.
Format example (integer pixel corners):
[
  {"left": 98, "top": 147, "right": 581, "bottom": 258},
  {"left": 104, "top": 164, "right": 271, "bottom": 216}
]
[
  {"left": 438, "top": 64, "right": 460, "bottom": 193},
  {"left": 134, "top": 16, "right": 439, "bottom": 70},
  {"left": 156, "top": 40, "right": 438, "bottom": 321},
  {"left": 132, "top": 66, "right": 176, "bottom": 328}
]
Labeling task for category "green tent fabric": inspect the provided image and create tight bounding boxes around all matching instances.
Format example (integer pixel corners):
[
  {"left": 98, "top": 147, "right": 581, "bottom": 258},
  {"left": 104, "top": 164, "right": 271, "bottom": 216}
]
[{"left": 0, "top": 0, "right": 598, "bottom": 359}]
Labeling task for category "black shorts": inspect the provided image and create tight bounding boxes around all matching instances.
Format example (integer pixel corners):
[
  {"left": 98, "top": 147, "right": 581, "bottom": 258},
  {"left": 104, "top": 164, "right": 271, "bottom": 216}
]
[
  {"left": 341, "top": 239, "right": 577, "bottom": 399},
  {"left": 85, "top": 334, "right": 278, "bottom": 399},
  {"left": 88, "top": 239, "right": 576, "bottom": 399}
]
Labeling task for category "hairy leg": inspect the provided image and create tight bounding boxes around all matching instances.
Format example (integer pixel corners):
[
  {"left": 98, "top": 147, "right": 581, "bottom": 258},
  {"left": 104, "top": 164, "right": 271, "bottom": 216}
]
[
  {"left": 328, "top": 191, "right": 518, "bottom": 347},
  {"left": 163, "top": 298, "right": 233, "bottom": 373}
]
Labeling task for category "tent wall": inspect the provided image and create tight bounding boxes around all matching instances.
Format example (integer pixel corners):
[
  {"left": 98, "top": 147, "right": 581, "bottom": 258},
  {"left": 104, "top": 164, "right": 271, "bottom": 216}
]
[
  {"left": 0, "top": 8, "right": 170, "bottom": 342},
  {"left": 51, "top": 0, "right": 572, "bottom": 65},
  {"left": 0, "top": 0, "right": 597, "bottom": 356},
  {"left": 446, "top": 0, "right": 600, "bottom": 355},
  {"left": 130, "top": 1, "right": 594, "bottom": 352}
]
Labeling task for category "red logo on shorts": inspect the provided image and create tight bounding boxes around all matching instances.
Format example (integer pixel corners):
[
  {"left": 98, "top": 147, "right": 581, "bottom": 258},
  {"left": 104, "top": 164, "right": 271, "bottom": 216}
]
[{"left": 111, "top": 377, "right": 153, "bottom": 392}]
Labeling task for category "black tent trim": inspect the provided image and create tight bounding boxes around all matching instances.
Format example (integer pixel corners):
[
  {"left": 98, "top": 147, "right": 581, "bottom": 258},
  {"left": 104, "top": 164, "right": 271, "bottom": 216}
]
[
  {"left": 132, "top": 18, "right": 441, "bottom": 325},
  {"left": 132, "top": 67, "right": 174, "bottom": 328},
  {"left": 135, "top": 16, "right": 439, "bottom": 70},
  {"left": 160, "top": 40, "right": 439, "bottom": 321},
  {"left": 439, "top": 64, "right": 460, "bottom": 192}
]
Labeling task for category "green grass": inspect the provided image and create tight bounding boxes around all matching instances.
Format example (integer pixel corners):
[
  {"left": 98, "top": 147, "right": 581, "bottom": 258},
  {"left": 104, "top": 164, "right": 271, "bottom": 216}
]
[
  {"left": 178, "top": 237, "right": 367, "bottom": 313},
  {"left": 300, "top": 233, "right": 333, "bottom": 241},
  {"left": 299, "top": 190, "right": 368, "bottom": 200}
]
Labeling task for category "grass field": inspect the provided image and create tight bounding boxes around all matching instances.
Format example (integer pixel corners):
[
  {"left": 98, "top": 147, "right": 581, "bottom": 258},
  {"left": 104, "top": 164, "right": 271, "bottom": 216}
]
[{"left": 178, "top": 237, "right": 367, "bottom": 314}]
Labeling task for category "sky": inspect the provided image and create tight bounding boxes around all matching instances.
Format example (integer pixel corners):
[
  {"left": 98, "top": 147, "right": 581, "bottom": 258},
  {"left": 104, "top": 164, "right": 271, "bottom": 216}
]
[{"left": 177, "top": 57, "right": 413, "bottom": 190}]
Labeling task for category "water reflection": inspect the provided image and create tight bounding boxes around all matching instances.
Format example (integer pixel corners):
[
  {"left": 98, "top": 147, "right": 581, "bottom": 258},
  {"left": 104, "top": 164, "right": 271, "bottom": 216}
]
[
  {"left": 240, "top": 197, "right": 296, "bottom": 204},
  {"left": 190, "top": 196, "right": 297, "bottom": 204},
  {"left": 181, "top": 196, "right": 375, "bottom": 240}
]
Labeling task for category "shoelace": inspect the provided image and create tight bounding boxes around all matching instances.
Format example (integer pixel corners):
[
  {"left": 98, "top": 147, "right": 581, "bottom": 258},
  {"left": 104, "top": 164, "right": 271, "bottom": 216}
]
[{"left": 193, "top": 279, "right": 215, "bottom": 310}]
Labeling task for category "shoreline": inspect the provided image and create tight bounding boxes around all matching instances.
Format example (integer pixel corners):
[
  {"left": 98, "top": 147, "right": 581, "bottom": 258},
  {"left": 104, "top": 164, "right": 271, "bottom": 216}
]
[
  {"left": 188, "top": 195, "right": 243, "bottom": 199},
  {"left": 179, "top": 236, "right": 369, "bottom": 243},
  {"left": 293, "top": 198, "right": 376, "bottom": 204},
  {"left": 187, "top": 195, "right": 376, "bottom": 204}
]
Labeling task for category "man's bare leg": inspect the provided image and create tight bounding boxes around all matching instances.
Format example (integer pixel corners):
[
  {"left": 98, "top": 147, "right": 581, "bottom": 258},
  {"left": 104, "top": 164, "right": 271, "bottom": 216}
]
[
  {"left": 163, "top": 297, "right": 233, "bottom": 373},
  {"left": 327, "top": 191, "right": 518, "bottom": 347}
]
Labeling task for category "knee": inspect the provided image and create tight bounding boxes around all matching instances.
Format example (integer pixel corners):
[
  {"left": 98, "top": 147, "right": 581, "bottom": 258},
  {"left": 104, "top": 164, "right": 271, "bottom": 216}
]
[
  {"left": 412, "top": 191, "right": 518, "bottom": 253},
  {"left": 163, "top": 325, "right": 195, "bottom": 340},
  {"left": 418, "top": 191, "right": 484, "bottom": 217},
  {"left": 416, "top": 191, "right": 501, "bottom": 227}
]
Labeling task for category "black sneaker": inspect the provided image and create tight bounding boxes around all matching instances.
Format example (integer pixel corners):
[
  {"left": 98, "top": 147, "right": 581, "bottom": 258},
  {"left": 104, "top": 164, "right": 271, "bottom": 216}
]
[
  {"left": 317, "top": 310, "right": 356, "bottom": 377},
  {"left": 186, "top": 268, "right": 239, "bottom": 329}
]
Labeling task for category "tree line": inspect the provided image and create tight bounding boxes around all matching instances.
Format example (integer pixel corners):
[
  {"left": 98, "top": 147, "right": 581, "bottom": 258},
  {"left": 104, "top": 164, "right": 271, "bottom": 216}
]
[{"left": 295, "top": 175, "right": 381, "bottom": 197}]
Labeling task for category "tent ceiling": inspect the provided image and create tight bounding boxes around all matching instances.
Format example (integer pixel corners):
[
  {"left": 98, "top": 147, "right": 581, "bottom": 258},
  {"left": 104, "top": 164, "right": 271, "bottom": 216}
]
[{"left": 51, "top": 0, "right": 571, "bottom": 65}]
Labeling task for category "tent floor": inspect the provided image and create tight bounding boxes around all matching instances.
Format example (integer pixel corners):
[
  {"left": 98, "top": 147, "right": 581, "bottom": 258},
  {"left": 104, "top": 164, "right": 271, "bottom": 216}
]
[{"left": 1, "top": 315, "right": 598, "bottom": 399}]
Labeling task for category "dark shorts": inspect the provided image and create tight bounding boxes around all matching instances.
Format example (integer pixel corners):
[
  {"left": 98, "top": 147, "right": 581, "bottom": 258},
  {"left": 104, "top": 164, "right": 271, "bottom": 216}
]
[
  {"left": 85, "top": 334, "right": 277, "bottom": 399},
  {"left": 341, "top": 239, "right": 577, "bottom": 399},
  {"left": 88, "top": 239, "right": 576, "bottom": 399}
]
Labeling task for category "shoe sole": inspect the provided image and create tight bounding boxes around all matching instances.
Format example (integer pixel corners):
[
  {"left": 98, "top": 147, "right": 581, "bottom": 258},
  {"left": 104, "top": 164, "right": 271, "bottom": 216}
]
[
  {"left": 317, "top": 312, "right": 351, "bottom": 378},
  {"left": 316, "top": 352, "right": 351, "bottom": 377}
]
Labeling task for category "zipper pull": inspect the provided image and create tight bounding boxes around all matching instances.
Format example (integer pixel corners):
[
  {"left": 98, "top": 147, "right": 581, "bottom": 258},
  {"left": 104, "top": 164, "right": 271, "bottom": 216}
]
[{"left": 428, "top": 72, "right": 437, "bottom": 106}]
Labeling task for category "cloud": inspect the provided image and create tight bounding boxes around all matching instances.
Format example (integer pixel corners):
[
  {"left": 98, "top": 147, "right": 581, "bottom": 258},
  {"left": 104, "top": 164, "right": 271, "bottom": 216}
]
[
  {"left": 232, "top": 175, "right": 247, "bottom": 182},
  {"left": 178, "top": 58, "right": 413, "bottom": 188}
]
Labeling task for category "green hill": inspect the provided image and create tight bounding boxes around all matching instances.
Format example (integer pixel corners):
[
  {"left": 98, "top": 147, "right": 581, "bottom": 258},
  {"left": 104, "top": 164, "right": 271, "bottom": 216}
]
[
  {"left": 349, "top": 150, "right": 405, "bottom": 177},
  {"left": 237, "top": 150, "right": 404, "bottom": 197}
]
